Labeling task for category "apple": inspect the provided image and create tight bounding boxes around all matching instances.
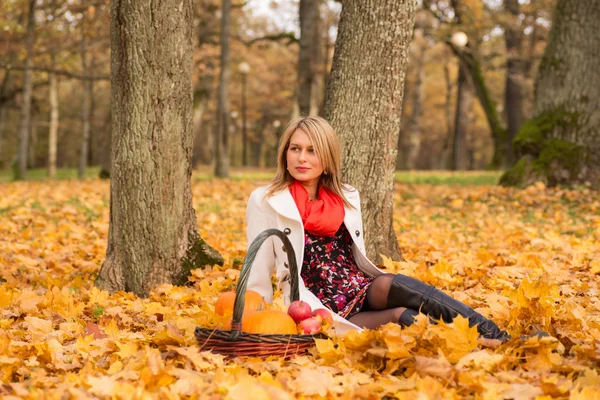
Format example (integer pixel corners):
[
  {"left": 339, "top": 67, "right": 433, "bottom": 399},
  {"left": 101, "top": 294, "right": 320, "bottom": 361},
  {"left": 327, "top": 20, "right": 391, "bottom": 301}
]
[
  {"left": 298, "top": 317, "right": 321, "bottom": 334},
  {"left": 287, "top": 300, "right": 312, "bottom": 323},
  {"left": 312, "top": 308, "right": 333, "bottom": 324}
]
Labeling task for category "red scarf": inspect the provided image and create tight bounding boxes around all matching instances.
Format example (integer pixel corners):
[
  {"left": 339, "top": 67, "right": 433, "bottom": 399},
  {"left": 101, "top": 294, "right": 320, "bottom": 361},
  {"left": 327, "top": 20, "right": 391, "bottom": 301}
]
[{"left": 289, "top": 180, "right": 345, "bottom": 237}]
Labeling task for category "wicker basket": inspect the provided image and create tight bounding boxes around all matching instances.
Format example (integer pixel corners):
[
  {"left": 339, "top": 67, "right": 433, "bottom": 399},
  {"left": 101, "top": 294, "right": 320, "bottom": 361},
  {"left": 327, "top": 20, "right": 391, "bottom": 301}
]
[{"left": 195, "top": 228, "right": 324, "bottom": 358}]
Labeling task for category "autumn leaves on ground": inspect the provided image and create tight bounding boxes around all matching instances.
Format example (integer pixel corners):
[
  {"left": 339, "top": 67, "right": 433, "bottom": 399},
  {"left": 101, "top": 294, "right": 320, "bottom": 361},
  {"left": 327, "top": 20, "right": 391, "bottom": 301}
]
[{"left": 1, "top": 177, "right": 599, "bottom": 399}]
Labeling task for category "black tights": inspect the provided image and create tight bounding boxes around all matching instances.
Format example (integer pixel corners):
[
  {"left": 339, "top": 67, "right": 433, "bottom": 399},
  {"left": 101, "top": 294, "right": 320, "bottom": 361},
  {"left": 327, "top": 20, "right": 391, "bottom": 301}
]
[{"left": 348, "top": 274, "right": 406, "bottom": 329}]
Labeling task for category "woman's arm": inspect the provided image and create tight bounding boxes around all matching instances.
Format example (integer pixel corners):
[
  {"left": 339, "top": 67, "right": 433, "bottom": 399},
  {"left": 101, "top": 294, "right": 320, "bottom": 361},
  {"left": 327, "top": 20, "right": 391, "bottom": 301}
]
[{"left": 245, "top": 190, "right": 276, "bottom": 303}]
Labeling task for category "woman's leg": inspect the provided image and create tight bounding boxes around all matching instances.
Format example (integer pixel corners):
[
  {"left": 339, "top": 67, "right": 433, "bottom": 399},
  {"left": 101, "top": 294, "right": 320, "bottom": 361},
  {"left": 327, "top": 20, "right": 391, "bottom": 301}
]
[
  {"left": 386, "top": 274, "right": 510, "bottom": 341},
  {"left": 347, "top": 274, "right": 420, "bottom": 329},
  {"left": 349, "top": 307, "right": 419, "bottom": 329}
]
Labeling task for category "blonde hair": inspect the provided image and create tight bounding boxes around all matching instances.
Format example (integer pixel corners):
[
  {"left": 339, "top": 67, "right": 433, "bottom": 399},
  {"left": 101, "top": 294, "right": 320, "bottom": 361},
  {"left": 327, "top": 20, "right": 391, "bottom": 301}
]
[{"left": 266, "top": 116, "right": 354, "bottom": 208}]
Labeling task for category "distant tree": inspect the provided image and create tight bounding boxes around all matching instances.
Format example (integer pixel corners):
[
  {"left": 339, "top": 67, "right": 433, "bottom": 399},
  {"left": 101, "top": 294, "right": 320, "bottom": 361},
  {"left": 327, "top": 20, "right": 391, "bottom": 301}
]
[
  {"left": 297, "top": 0, "right": 322, "bottom": 116},
  {"left": 501, "top": 0, "right": 600, "bottom": 187},
  {"left": 214, "top": 0, "right": 231, "bottom": 178},
  {"left": 325, "top": 0, "right": 417, "bottom": 262},
  {"left": 503, "top": 0, "right": 525, "bottom": 166},
  {"left": 96, "top": 0, "right": 222, "bottom": 296},
  {"left": 15, "top": 0, "right": 36, "bottom": 180}
]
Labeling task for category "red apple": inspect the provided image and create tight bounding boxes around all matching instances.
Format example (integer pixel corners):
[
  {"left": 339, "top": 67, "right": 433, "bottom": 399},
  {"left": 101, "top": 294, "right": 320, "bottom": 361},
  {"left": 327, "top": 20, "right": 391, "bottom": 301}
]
[
  {"left": 312, "top": 308, "right": 333, "bottom": 324},
  {"left": 287, "top": 300, "right": 312, "bottom": 323},
  {"left": 298, "top": 317, "right": 321, "bottom": 334}
]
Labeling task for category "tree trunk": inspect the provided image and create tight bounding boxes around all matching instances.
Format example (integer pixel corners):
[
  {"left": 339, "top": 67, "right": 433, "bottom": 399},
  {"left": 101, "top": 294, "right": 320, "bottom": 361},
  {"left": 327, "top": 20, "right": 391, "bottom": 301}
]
[
  {"left": 48, "top": 52, "right": 59, "bottom": 179},
  {"left": 96, "top": 0, "right": 223, "bottom": 297},
  {"left": 451, "top": 46, "right": 508, "bottom": 169},
  {"left": 406, "top": 41, "right": 426, "bottom": 170},
  {"left": 192, "top": 73, "right": 212, "bottom": 166},
  {"left": 214, "top": 0, "right": 231, "bottom": 178},
  {"left": 453, "top": 62, "right": 473, "bottom": 170},
  {"left": 29, "top": 114, "right": 37, "bottom": 168},
  {"left": 252, "top": 113, "right": 266, "bottom": 167},
  {"left": 501, "top": 0, "right": 600, "bottom": 187},
  {"left": 324, "top": 0, "right": 417, "bottom": 263},
  {"left": 98, "top": 110, "right": 111, "bottom": 179},
  {"left": 504, "top": 0, "right": 525, "bottom": 166},
  {"left": 440, "top": 63, "right": 454, "bottom": 169},
  {"left": 16, "top": 0, "right": 36, "bottom": 180},
  {"left": 297, "top": 0, "right": 321, "bottom": 116},
  {"left": 79, "top": 19, "right": 91, "bottom": 179}
]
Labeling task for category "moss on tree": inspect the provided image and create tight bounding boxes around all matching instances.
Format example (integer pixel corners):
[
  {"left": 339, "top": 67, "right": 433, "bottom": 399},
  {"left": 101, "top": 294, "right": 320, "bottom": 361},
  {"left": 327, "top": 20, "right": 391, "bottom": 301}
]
[
  {"left": 176, "top": 230, "right": 224, "bottom": 286},
  {"left": 501, "top": 106, "right": 586, "bottom": 187}
]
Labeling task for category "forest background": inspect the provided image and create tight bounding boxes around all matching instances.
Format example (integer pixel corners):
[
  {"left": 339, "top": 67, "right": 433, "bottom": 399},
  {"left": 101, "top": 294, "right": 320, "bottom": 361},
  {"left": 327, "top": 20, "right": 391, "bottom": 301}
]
[{"left": 0, "top": 0, "right": 556, "bottom": 176}]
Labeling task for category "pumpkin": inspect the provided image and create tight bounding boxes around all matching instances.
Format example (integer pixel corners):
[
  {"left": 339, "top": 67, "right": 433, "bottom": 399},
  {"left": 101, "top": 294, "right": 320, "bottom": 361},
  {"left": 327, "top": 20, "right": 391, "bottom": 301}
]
[
  {"left": 215, "top": 290, "right": 264, "bottom": 316},
  {"left": 218, "top": 311, "right": 254, "bottom": 331},
  {"left": 242, "top": 310, "right": 298, "bottom": 335}
]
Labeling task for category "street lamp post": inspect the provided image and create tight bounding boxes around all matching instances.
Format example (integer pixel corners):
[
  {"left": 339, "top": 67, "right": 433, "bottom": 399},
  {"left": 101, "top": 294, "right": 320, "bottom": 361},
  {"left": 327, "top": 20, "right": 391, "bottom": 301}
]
[{"left": 239, "top": 62, "right": 250, "bottom": 167}]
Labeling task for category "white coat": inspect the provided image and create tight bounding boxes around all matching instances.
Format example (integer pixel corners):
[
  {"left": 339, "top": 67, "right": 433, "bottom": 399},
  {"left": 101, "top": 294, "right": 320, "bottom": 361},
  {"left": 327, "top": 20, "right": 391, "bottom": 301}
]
[{"left": 245, "top": 184, "right": 384, "bottom": 334}]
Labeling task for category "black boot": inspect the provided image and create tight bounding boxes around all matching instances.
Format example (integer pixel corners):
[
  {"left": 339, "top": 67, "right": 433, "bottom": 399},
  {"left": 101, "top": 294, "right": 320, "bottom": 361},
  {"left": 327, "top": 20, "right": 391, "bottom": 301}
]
[{"left": 386, "top": 274, "right": 510, "bottom": 341}]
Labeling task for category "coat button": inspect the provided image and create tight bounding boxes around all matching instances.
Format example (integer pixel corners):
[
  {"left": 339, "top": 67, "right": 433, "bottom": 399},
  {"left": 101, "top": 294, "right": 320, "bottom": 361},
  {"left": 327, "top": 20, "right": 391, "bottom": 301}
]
[
  {"left": 355, "top": 230, "right": 360, "bottom": 237},
  {"left": 283, "top": 228, "right": 291, "bottom": 235},
  {"left": 282, "top": 245, "right": 287, "bottom": 253}
]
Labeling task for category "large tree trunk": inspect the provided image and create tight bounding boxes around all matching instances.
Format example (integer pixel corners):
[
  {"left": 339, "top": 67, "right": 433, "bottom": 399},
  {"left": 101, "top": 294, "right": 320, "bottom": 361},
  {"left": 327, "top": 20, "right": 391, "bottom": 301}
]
[
  {"left": 504, "top": 0, "right": 525, "bottom": 166},
  {"left": 324, "top": 0, "right": 417, "bottom": 263},
  {"left": 214, "top": 0, "right": 231, "bottom": 178},
  {"left": 48, "top": 52, "right": 59, "bottom": 179},
  {"left": 297, "top": 0, "right": 321, "bottom": 116},
  {"left": 96, "top": 0, "right": 223, "bottom": 297},
  {"left": 16, "top": 0, "right": 36, "bottom": 180},
  {"left": 501, "top": 0, "right": 600, "bottom": 188}
]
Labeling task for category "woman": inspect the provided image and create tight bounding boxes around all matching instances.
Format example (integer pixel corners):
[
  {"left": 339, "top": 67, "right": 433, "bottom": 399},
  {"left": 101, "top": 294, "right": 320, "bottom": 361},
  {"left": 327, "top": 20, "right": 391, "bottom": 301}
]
[{"left": 245, "top": 116, "right": 509, "bottom": 340}]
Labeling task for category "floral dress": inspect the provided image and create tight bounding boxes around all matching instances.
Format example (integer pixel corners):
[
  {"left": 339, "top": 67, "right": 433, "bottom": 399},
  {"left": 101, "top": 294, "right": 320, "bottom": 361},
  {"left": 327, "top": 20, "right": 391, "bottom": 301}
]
[{"left": 301, "top": 224, "right": 374, "bottom": 319}]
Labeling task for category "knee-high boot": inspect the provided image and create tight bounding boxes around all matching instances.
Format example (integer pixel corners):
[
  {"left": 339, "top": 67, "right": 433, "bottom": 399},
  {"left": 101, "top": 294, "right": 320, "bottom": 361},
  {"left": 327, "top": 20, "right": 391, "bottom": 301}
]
[{"left": 386, "top": 274, "right": 510, "bottom": 341}]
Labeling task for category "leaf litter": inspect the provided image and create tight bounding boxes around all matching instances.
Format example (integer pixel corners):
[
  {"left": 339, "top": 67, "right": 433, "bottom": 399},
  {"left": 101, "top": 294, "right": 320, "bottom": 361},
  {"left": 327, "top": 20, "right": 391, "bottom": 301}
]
[{"left": 0, "top": 179, "right": 599, "bottom": 398}]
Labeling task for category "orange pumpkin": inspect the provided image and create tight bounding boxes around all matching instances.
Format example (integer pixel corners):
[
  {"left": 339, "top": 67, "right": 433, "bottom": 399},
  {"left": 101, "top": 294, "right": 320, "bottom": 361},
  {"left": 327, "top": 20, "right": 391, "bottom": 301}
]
[
  {"left": 215, "top": 290, "right": 264, "bottom": 316},
  {"left": 242, "top": 310, "right": 297, "bottom": 335},
  {"left": 218, "top": 311, "right": 255, "bottom": 331}
]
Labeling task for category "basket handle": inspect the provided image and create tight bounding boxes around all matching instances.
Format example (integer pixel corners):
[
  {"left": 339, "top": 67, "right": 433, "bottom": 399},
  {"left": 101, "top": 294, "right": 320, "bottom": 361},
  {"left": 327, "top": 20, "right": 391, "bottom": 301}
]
[{"left": 228, "top": 229, "right": 299, "bottom": 340}]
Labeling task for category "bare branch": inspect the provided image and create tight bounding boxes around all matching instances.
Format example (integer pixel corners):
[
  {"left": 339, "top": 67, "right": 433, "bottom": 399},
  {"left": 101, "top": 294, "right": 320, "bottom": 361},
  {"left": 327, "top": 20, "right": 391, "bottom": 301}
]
[{"left": 234, "top": 32, "right": 298, "bottom": 47}]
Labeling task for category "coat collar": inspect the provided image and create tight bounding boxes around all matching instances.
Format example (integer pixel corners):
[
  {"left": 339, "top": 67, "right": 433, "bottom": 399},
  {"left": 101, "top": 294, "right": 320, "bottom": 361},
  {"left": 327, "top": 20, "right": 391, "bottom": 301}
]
[{"left": 267, "top": 185, "right": 362, "bottom": 228}]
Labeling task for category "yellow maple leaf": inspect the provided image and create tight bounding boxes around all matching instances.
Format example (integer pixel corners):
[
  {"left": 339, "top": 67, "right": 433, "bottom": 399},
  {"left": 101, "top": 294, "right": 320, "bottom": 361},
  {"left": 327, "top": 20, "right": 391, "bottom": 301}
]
[
  {"left": 17, "top": 288, "right": 43, "bottom": 311},
  {"left": 433, "top": 316, "right": 479, "bottom": 364},
  {"left": 115, "top": 341, "right": 139, "bottom": 360}
]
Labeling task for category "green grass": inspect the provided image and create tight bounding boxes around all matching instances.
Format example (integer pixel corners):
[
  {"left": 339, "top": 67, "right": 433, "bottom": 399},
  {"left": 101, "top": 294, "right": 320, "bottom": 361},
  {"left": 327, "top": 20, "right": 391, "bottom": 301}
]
[
  {"left": 0, "top": 166, "right": 102, "bottom": 182},
  {"left": 0, "top": 166, "right": 503, "bottom": 186},
  {"left": 394, "top": 170, "right": 502, "bottom": 186}
]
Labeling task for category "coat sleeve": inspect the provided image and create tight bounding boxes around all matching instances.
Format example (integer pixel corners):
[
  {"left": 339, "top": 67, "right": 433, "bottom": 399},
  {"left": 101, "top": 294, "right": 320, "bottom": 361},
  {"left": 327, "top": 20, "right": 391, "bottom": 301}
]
[{"left": 245, "top": 189, "right": 276, "bottom": 303}]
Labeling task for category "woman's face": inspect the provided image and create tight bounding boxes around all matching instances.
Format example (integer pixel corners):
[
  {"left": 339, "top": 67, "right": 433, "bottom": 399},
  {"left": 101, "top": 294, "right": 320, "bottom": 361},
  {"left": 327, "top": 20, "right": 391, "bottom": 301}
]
[{"left": 286, "top": 129, "right": 324, "bottom": 184}]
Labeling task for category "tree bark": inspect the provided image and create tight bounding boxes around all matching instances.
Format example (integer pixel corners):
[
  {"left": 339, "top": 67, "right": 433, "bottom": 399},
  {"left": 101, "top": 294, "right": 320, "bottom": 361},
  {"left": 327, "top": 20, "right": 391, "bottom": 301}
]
[
  {"left": 16, "top": 0, "right": 36, "bottom": 180},
  {"left": 96, "top": 0, "right": 223, "bottom": 297},
  {"left": 297, "top": 0, "right": 321, "bottom": 115},
  {"left": 214, "top": 0, "right": 231, "bottom": 178},
  {"left": 504, "top": 0, "right": 525, "bottom": 166},
  {"left": 501, "top": 0, "right": 600, "bottom": 187},
  {"left": 324, "top": 0, "right": 417, "bottom": 263}
]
